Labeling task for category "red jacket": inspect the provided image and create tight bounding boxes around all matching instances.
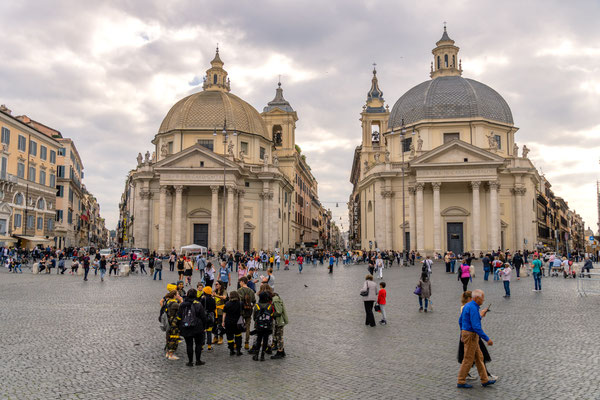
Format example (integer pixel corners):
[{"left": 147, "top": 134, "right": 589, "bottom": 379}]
[
  {"left": 297, "top": 256, "right": 304, "bottom": 264},
  {"left": 377, "top": 288, "right": 386, "bottom": 305}
]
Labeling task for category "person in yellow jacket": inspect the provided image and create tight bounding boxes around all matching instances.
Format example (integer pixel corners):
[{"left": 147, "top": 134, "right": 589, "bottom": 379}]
[{"left": 213, "top": 280, "right": 228, "bottom": 345}]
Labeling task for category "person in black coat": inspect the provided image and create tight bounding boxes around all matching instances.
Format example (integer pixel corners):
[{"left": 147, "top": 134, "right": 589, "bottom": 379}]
[
  {"left": 512, "top": 251, "right": 523, "bottom": 279},
  {"left": 177, "top": 289, "right": 208, "bottom": 366}
]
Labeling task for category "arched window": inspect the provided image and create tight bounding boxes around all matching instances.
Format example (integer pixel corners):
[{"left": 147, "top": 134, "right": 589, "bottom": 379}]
[
  {"left": 14, "top": 193, "right": 23, "bottom": 205},
  {"left": 452, "top": 55, "right": 456, "bottom": 67},
  {"left": 272, "top": 125, "right": 283, "bottom": 146},
  {"left": 37, "top": 198, "right": 45, "bottom": 210},
  {"left": 437, "top": 56, "right": 440, "bottom": 69},
  {"left": 367, "top": 200, "right": 373, "bottom": 213},
  {"left": 213, "top": 74, "right": 217, "bottom": 84},
  {"left": 444, "top": 54, "right": 448, "bottom": 68}
]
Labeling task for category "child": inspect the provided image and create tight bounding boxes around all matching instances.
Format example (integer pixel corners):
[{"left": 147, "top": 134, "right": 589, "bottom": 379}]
[
  {"left": 501, "top": 263, "right": 511, "bottom": 297},
  {"left": 417, "top": 272, "right": 432, "bottom": 312},
  {"left": 377, "top": 282, "right": 387, "bottom": 325}
]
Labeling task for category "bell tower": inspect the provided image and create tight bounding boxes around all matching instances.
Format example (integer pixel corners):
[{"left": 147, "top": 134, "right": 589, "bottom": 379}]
[
  {"left": 262, "top": 80, "right": 298, "bottom": 157},
  {"left": 360, "top": 65, "right": 389, "bottom": 152},
  {"left": 203, "top": 46, "right": 231, "bottom": 92},
  {"left": 430, "top": 25, "right": 462, "bottom": 79}
]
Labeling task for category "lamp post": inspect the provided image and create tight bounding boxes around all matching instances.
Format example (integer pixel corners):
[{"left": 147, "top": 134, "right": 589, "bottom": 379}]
[{"left": 214, "top": 119, "right": 237, "bottom": 253}]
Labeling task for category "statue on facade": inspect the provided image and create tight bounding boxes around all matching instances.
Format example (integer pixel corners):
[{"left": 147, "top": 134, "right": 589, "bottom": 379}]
[
  {"left": 416, "top": 134, "right": 423, "bottom": 152},
  {"left": 161, "top": 143, "right": 168, "bottom": 157},
  {"left": 144, "top": 151, "right": 151, "bottom": 164},
  {"left": 374, "top": 153, "right": 380, "bottom": 163},
  {"left": 273, "top": 154, "right": 279, "bottom": 167},
  {"left": 522, "top": 145, "right": 530, "bottom": 158},
  {"left": 227, "top": 140, "right": 234, "bottom": 157},
  {"left": 136, "top": 152, "right": 143, "bottom": 167},
  {"left": 239, "top": 149, "right": 246, "bottom": 163},
  {"left": 363, "top": 160, "right": 369, "bottom": 170},
  {"left": 384, "top": 152, "right": 390, "bottom": 163},
  {"left": 513, "top": 143, "right": 519, "bottom": 156},
  {"left": 263, "top": 154, "right": 269, "bottom": 166},
  {"left": 409, "top": 142, "right": 415, "bottom": 157},
  {"left": 487, "top": 133, "right": 498, "bottom": 150},
  {"left": 151, "top": 151, "right": 156, "bottom": 162}
]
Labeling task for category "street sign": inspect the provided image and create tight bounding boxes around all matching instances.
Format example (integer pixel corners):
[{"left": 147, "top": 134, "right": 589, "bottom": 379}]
[{"left": 590, "top": 236, "right": 595, "bottom": 241}]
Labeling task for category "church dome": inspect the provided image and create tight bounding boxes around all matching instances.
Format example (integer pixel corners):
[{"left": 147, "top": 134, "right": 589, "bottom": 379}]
[
  {"left": 158, "top": 90, "right": 268, "bottom": 138},
  {"left": 388, "top": 75, "right": 514, "bottom": 128}
]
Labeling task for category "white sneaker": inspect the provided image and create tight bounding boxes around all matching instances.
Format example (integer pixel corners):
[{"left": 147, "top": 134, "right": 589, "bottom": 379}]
[
  {"left": 466, "top": 373, "right": 477, "bottom": 381},
  {"left": 488, "top": 374, "right": 498, "bottom": 381}
]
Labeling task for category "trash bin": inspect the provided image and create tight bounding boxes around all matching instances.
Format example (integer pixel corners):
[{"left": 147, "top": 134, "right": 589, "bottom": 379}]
[{"left": 119, "top": 263, "right": 130, "bottom": 277}]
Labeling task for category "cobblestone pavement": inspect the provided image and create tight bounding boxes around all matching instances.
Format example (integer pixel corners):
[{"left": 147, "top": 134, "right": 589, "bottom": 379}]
[{"left": 1, "top": 260, "right": 599, "bottom": 399}]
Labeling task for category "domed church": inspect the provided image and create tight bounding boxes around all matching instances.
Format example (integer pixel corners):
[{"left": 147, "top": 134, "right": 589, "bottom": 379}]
[
  {"left": 121, "top": 49, "right": 322, "bottom": 253},
  {"left": 349, "top": 27, "right": 540, "bottom": 255}
]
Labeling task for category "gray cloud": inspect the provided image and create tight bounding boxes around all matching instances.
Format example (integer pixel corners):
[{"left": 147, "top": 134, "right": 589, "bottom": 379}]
[{"left": 1, "top": 0, "right": 598, "bottom": 230}]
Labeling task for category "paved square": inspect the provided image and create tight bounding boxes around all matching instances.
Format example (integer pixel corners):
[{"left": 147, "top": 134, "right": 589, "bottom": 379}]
[{"left": 1, "top": 261, "right": 598, "bottom": 399}]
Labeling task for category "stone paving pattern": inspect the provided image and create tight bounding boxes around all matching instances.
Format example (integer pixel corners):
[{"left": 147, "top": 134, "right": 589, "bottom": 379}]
[{"left": 1, "top": 260, "right": 599, "bottom": 399}]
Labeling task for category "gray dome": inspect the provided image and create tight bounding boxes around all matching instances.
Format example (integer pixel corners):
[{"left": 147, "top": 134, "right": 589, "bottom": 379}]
[{"left": 388, "top": 76, "right": 514, "bottom": 128}]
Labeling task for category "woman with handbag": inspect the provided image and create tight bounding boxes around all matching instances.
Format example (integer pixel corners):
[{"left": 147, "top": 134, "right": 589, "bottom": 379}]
[
  {"left": 417, "top": 272, "right": 431, "bottom": 312},
  {"left": 360, "top": 274, "right": 378, "bottom": 327},
  {"left": 222, "top": 290, "right": 244, "bottom": 356}
]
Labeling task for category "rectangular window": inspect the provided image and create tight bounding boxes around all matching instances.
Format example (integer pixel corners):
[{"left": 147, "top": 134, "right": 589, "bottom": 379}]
[
  {"left": 56, "top": 210, "right": 63, "bottom": 222},
  {"left": 168, "top": 142, "right": 173, "bottom": 154},
  {"left": 0, "top": 157, "right": 6, "bottom": 180},
  {"left": 37, "top": 216, "right": 43, "bottom": 230},
  {"left": 69, "top": 188, "right": 73, "bottom": 203},
  {"left": 49, "top": 150, "right": 56, "bottom": 164},
  {"left": 1, "top": 127, "right": 10, "bottom": 145},
  {"left": 18, "top": 135, "right": 26, "bottom": 152},
  {"left": 14, "top": 213, "right": 21, "bottom": 228},
  {"left": 494, "top": 134, "right": 502, "bottom": 149},
  {"left": 40, "top": 145, "right": 47, "bottom": 160},
  {"left": 241, "top": 141, "right": 249, "bottom": 154},
  {"left": 28, "top": 166, "right": 36, "bottom": 182},
  {"left": 68, "top": 210, "right": 73, "bottom": 224},
  {"left": 402, "top": 137, "right": 412, "bottom": 152},
  {"left": 49, "top": 174, "right": 56, "bottom": 188},
  {"left": 17, "top": 162, "right": 25, "bottom": 179},
  {"left": 197, "top": 139, "right": 214, "bottom": 151},
  {"left": 27, "top": 215, "right": 35, "bottom": 229},
  {"left": 29, "top": 140, "right": 37, "bottom": 156},
  {"left": 57, "top": 165, "right": 65, "bottom": 178},
  {"left": 56, "top": 185, "right": 64, "bottom": 197},
  {"left": 259, "top": 147, "right": 265, "bottom": 160},
  {"left": 58, "top": 147, "right": 66, "bottom": 156},
  {"left": 39, "top": 170, "right": 46, "bottom": 185},
  {"left": 47, "top": 219, "right": 54, "bottom": 231},
  {"left": 443, "top": 132, "right": 460, "bottom": 143}
]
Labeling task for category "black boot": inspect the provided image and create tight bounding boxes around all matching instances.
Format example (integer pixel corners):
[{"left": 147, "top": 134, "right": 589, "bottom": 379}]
[
  {"left": 260, "top": 351, "right": 265, "bottom": 361},
  {"left": 281, "top": 349, "right": 286, "bottom": 358},
  {"left": 228, "top": 342, "right": 235, "bottom": 356},
  {"left": 270, "top": 350, "right": 284, "bottom": 359},
  {"left": 235, "top": 336, "right": 243, "bottom": 356},
  {"left": 265, "top": 346, "right": 272, "bottom": 355},
  {"left": 252, "top": 353, "right": 259, "bottom": 361}
]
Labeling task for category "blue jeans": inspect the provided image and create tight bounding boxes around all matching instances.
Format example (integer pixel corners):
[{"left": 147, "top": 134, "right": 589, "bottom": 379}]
[
  {"left": 533, "top": 272, "right": 542, "bottom": 290},
  {"left": 493, "top": 268, "right": 500, "bottom": 280},
  {"left": 450, "top": 260, "right": 456, "bottom": 273},
  {"left": 84, "top": 267, "right": 89, "bottom": 280},
  {"left": 298, "top": 263, "right": 303, "bottom": 273},
  {"left": 154, "top": 269, "right": 162, "bottom": 280},
  {"left": 418, "top": 297, "right": 429, "bottom": 309},
  {"left": 484, "top": 269, "right": 490, "bottom": 281},
  {"left": 503, "top": 280, "right": 510, "bottom": 296}
]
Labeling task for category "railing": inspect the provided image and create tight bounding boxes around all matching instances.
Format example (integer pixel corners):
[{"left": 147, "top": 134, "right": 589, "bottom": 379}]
[{"left": 577, "top": 269, "right": 600, "bottom": 296}]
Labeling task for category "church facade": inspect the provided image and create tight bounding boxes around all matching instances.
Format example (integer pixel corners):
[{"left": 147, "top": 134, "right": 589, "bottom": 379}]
[
  {"left": 119, "top": 49, "right": 324, "bottom": 253},
  {"left": 349, "top": 28, "right": 541, "bottom": 255}
]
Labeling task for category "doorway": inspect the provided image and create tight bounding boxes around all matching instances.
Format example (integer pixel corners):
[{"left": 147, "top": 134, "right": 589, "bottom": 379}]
[
  {"left": 243, "top": 232, "right": 251, "bottom": 252},
  {"left": 447, "top": 222, "right": 464, "bottom": 255},
  {"left": 193, "top": 224, "right": 208, "bottom": 247}
]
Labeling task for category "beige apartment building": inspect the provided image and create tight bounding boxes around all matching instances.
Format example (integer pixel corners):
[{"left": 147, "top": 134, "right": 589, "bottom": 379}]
[
  {"left": 0, "top": 106, "right": 59, "bottom": 248},
  {"left": 54, "top": 138, "right": 84, "bottom": 248}
]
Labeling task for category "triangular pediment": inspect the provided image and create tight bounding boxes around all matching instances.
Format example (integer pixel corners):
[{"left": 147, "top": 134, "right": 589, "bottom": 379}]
[
  {"left": 411, "top": 139, "right": 505, "bottom": 166},
  {"left": 154, "top": 144, "right": 239, "bottom": 170}
]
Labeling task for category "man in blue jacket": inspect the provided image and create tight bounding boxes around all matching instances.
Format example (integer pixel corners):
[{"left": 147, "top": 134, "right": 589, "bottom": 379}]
[{"left": 457, "top": 289, "right": 496, "bottom": 388}]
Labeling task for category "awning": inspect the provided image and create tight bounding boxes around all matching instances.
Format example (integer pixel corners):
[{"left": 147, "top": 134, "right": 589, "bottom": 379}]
[
  {"left": 0, "top": 235, "right": 17, "bottom": 243},
  {"left": 15, "top": 235, "right": 54, "bottom": 243}
]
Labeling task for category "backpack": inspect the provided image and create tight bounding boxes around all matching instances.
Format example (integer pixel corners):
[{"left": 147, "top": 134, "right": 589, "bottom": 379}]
[
  {"left": 421, "top": 260, "right": 431, "bottom": 273},
  {"left": 242, "top": 291, "right": 254, "bottom": 312},
  {"left": 180, "top": 301, "right": 199, "bottom": 329},
  {"left": 159, "top": 299, "right": 169, "bottom": 331},
  {"left": 255, "top": 304, "right": 273, "bottom": 331}
]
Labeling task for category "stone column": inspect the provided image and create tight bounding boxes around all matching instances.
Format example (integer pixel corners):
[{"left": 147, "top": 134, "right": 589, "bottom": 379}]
[
  {"left": 383, "top": 190, "right": 394, "bottom": 250},
  {"left": 226, "top": 185, "right": 235, "bottom": 251},
  {"left": 470, "top": 181, "right": 481, "bottom": 254},
  {"left": 165, "top": 188, "right": 173, "bottom": 251},
  {"left": 138, "top": 187, "right": 151, "bottom": 249},
  {"left": 513, "top": 186, "right": 526, "bottom": 251},
  {"left": 415, "top": 182, "right": 425, "bottom": 254},
  {"left": 262, "top": 182, "right": 270, "bottom": 250},
  {"left": 158, "top": 186, "right": 167, "bottom": 253},
  {"left": 210, "top": 185, "right": 219, "bottom": 250},
  {"left": 270, "top": 191, "right": 278, "bottom": 250},
  {"left": 489, "top": 181, "right": 500, "bottom": 251},
  {"left": 237, "top": 189, "right": 245, "bottom": 251},
  {"left": 432, "top": 182, "right": 441, "bottom": 254},
  {"left": 173, "top": 185, "right": 183, "bottom": 252},
  {"left": 408, "top": 186, "right": 416, "bottom": 251}
]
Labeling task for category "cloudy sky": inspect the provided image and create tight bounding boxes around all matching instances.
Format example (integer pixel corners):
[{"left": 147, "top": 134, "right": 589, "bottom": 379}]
[{"left": 1, "top": 0, "right": 599, "bottom": 233}]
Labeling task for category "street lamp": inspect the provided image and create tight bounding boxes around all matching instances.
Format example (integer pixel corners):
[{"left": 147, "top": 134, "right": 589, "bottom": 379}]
[
  {"left": 214, "top": 119, "right": 237, "bottom": 253},
  {"left": 390, "top": 118, "right": 415, "bottom": 266}
]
